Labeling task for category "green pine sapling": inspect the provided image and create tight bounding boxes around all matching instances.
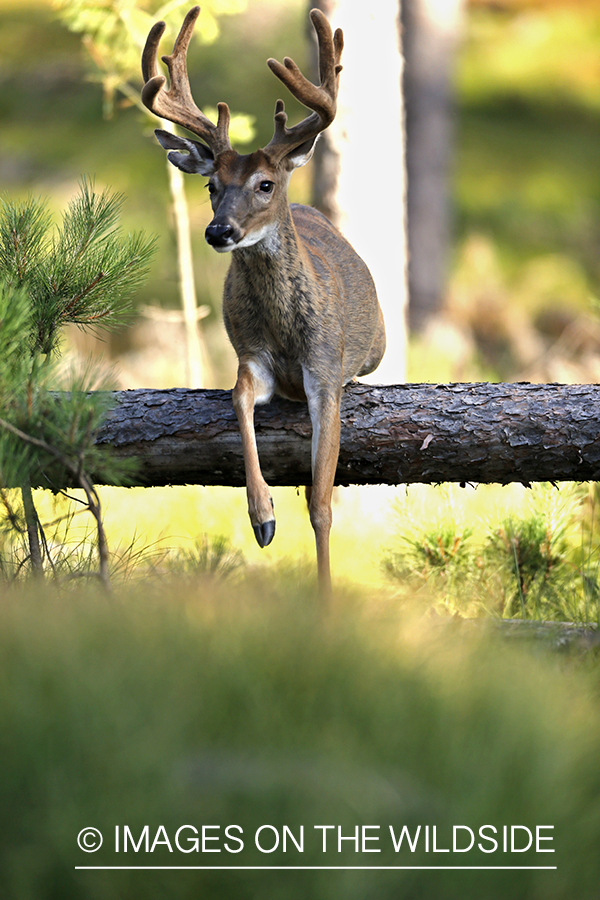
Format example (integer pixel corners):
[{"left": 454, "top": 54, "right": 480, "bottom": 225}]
[{"left": 0, "top": 179, "right": 155, "bottom": 587}]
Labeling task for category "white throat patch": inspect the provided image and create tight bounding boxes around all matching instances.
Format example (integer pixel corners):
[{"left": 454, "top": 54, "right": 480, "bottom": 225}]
[{"left": 235, "top": 223, "right": 280, "bottom": 254}]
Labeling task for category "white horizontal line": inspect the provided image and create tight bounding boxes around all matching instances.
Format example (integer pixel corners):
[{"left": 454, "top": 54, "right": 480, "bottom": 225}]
[{"left": 75, "top": 865, "right": 558, "bottom": 871}]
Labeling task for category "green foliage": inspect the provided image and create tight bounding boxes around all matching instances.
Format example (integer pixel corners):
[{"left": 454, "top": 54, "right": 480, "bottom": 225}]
[
  {"left": 383, "top": 523, "right": 473, "bottom": 579},
  {"left": 382, "top": 522, "right": 476, "bottom": 612},
  {"left": 53, "top": 0, "right": 255, "bottom": 144},
  {"left": 486, "top": 511, "right": 570, "bottom": 618},
  {"left": 453, "top": 1, "right": 600, "bottom": 346},
  {"left": 0, "top": 180, "right": 155, "bottom": 355},
  {"left": 383, "top": 484, "right": 600, "bottom": 624},
  {"left": 54, "top": 0, "right": 247, "bottom": 83},
  {"left": 0, "top": 281, "right": 34, "bottom": 390},
  {"left": 0, "top": 181, "right": 153, "bottom": 582},
  {"left": 0, "top": 289, "right": 135, "bottom": 581},
  {"left": 1, "top": 581, "right": 599, "bottom": 898},
  {"left": 0, "top": 181, "right": 150, "bottom": 491},
  {"left": 0, "top": 197, "right": 50, "bottom": 296},
  {"left": 0, "top": 349, "right": 125, "bottom": 495},
  {"left": 172, "top": 533, "right": 245, "bottom": 579}
]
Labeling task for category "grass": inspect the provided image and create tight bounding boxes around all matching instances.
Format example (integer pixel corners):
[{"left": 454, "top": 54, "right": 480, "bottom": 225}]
[
  {"left": 382, "top": 482, "right": 600, "bottom": 624},
  {"left": 1, "top": 576, "right": 600, "bottom": 899},
  {"left": 2, "top": 479, "right": 599, "bottom": 627},
  {"left": 0, "top": 482, "right": 399, "bottom": 594}
]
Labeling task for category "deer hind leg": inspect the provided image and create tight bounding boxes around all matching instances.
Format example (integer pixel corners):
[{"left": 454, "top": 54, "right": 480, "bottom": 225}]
[
  {"left": 303, "top": 369, "right": 342, "bottom": 597},
  {"left": 232, "top": 360, "right": 276, "bottom": 548}
]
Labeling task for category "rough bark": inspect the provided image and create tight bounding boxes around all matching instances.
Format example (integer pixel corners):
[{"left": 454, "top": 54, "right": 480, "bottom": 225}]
[{"left": 93, "top": 382, "right": 600, "bottom": 488}]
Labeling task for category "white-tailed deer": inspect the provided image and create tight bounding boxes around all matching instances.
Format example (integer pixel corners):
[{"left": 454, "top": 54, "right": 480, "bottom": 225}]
[{"left": 142, "top": 6, "right": 385, "bottom": 595}]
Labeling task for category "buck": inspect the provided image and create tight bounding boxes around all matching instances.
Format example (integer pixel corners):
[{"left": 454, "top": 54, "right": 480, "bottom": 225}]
[{"left": 142, "top": 6, "right": 385, "bottom": 595}]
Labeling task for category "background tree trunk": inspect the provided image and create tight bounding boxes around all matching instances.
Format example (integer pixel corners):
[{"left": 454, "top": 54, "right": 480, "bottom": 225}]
[
  {"left": 402, "top": 0, "right": 464, "bottom": 332},
  {"left": 162, "top": 119, "right": 211, "bottom": 388},
  {"left": 310, "top": 0, "right": 408, "bottom": 383},
  {"left": 87, "top": 382, "right": 600, "bottom": 488}
]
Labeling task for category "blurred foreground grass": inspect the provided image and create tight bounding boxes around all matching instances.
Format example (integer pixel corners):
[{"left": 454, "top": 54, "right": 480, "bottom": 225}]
[{"left": 2, "top": 576, "right": 600, "bottom": 899}]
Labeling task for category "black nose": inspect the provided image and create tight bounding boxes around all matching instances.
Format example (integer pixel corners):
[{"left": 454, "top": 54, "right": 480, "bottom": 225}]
[{"left": 205, "top": 222, "right": 234, "bottom": 247}]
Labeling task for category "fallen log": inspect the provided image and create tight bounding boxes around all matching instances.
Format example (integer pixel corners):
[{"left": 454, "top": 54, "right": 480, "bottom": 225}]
[{"left": 94, "top": 382, "right": 600, "bottom": 487}]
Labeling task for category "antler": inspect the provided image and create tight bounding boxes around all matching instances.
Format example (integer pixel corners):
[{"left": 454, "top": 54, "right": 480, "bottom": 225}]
[
  {"left": 264, "top": 8, "right": 343, "bottom": 163},
  {"left": 141, "top": 6, "right": 231, "bottom": 157}
]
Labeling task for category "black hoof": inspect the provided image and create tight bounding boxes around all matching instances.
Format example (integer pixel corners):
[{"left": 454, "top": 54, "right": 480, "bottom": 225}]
[{"left": 253, "top": 519, "right": 276, "bottom": 548}]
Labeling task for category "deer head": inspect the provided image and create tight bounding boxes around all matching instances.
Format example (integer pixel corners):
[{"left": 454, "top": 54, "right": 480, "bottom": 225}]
[{"left": 141, "top": 6, "right": 343, "bottom": 252}]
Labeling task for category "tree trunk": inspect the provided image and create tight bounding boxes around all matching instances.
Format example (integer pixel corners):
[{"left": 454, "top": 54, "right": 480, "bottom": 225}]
[
  {"left": 91, "top": 382, "right": 600, "bottom": 488},
  {"left": 310, "top": 0, "right": 408, "bottom": 383},
  {"left": 402, "top": 0, "right": 463, "bottom": 332}
]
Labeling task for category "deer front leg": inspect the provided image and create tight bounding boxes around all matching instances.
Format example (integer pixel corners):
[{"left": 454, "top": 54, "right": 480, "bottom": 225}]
[
  {"left": 232, "top": 360, "right": 276, "bottom": 548},
  {"left": 303, "top": 369, "right": 342, "bottom": 597}
]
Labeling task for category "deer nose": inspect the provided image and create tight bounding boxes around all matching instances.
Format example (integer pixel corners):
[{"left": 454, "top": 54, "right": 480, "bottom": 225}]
[{"left": 205, "top": 222, "right": 234, "bottom": 247}]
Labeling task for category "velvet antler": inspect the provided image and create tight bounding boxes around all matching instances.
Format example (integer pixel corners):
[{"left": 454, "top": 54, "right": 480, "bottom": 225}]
[
  {"left": 264, "top": 9, "right": 343, "bottom": 163},
  {"left": 141, "top": 6, "right": 232, "bottom": 157}
]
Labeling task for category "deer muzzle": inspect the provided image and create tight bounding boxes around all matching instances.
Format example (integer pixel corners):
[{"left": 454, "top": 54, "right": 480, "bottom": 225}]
[{"left": 205, "top": 222, "right": 237, "bottom": 249}]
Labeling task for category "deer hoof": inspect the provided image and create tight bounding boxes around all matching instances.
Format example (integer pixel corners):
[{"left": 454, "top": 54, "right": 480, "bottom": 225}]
[{"left": 253, "top": 519, "right": 276, "bottom": 548}]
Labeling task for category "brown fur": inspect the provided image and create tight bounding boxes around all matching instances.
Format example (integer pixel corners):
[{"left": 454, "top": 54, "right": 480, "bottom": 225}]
[
  {"left": 223, "top": 200, "right": 385, "bottom": 399},
  {"left": 142, "top": 7, "right": 386, "bottom": 595}
]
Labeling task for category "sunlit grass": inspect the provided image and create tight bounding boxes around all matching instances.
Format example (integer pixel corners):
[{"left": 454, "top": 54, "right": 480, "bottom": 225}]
[
  {"left": 34, "top": 483, "right": 399, "bottom": 593},
  {"left": 23, "top": 478, "right": 600, "bottom": 621}
]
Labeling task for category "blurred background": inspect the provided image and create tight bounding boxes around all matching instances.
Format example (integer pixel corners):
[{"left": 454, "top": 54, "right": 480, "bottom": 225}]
[
  {"left": 2, "top": 0, "right": 599, "bottom": 385},
  {"left": 2, "top": 0, "right": 600, "bottom": 590}
]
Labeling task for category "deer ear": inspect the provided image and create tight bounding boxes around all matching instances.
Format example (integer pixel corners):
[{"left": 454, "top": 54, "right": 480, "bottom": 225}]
[
  {"left": 282, "top": 135, "right": 318, "bottom": 171},
  {"left": 154, "top": 129, "right": 215, "bottom": 175}
]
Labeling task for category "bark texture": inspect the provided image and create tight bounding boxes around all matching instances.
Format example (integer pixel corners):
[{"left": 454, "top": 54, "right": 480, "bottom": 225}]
[{"left": 94, "top": 382, "right": 600, "bottom": 487}]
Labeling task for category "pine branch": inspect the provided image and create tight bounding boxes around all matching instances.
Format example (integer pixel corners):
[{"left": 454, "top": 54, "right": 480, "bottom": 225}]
[
  {"left": 60, "top": 270, "right": 106, "bottom": 319},
  {"left": 0, "top": 415, "right": 78, "bottom": 473},
  {"left": 0, "top": 183, "right": 152, "bottom": 584},
  {"left": 0, "top": 182, "right": 155, "bottom": 354},
  {"left": 0, "top": 197, "right": 50, "bottom": 289}
]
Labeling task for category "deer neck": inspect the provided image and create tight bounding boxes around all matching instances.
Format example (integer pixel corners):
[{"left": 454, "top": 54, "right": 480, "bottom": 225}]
[
  {"left": 231, "top": 201, "right": 309, "bottom": 301},
  {"left": 226, "top": 201, "right": 316, "bottom": 374}
]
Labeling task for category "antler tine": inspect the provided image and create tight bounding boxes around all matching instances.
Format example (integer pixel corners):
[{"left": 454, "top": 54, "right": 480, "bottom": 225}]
[
  {"left": 264, "top": 8, "right": 343, "bottom": 163},
  {"left": 141, "top": 6, "right": 231, "bottom": 157}
]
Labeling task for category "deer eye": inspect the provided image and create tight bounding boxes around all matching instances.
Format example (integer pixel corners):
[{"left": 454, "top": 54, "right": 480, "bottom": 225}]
[
  {"left": 258, "top": 181, "right": 274, "bottom": 194},
  {"left": 206, "top": 182, "right": 216, "bottom": 194}
]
